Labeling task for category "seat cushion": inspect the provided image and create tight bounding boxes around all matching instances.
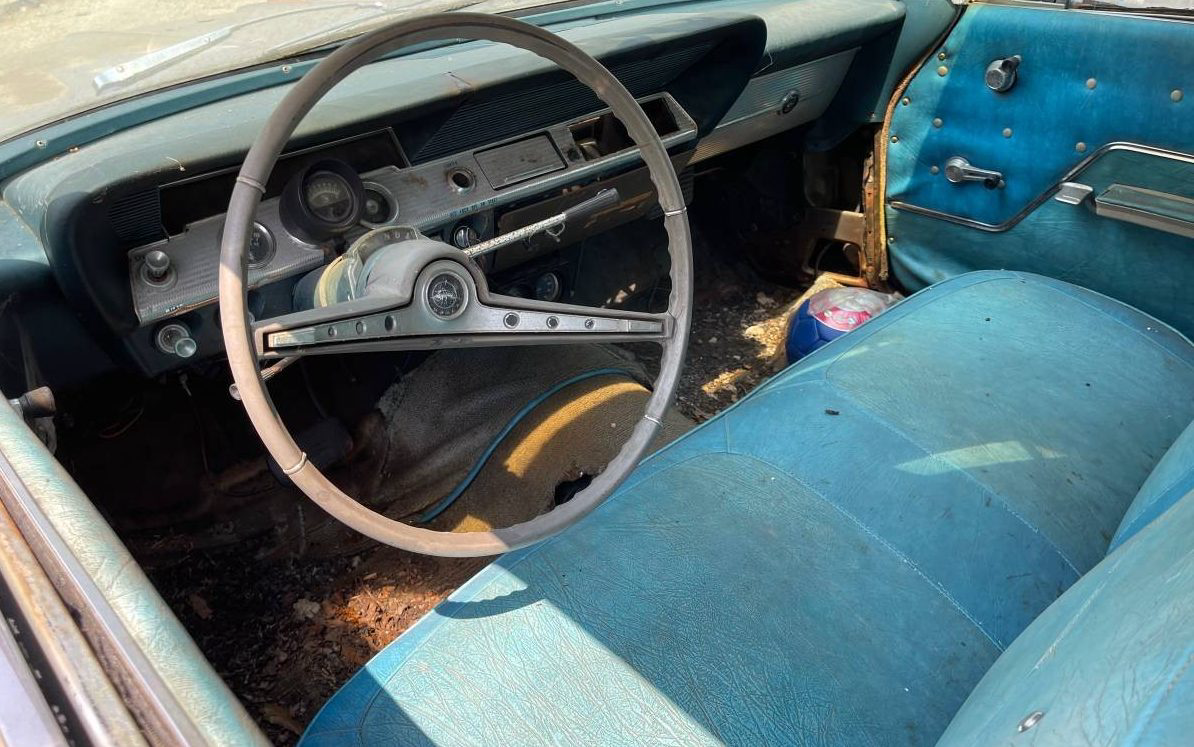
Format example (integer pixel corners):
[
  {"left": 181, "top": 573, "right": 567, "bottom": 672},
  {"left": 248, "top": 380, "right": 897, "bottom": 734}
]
[
  {"left": 1109, "top": 419, "right": 1194, "bottom": 553},
  {"left": 938, "top": 489, "right": 1194, "bottom": 747},
  {"left": 302, "top": 271, "right": 1194, "bottom": 746}
]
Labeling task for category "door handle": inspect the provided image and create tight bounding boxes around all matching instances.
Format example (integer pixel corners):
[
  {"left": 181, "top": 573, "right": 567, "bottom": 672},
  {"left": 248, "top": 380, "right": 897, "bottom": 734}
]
[{"left": 944, "top": 156, "right": 1005, "bottom": 189}]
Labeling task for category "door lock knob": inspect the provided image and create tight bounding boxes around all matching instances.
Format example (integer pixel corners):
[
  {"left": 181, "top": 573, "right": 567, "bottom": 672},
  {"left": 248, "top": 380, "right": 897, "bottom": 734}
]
[{"left": 985, "top": 55, "right": 1021, "bottom": 93}]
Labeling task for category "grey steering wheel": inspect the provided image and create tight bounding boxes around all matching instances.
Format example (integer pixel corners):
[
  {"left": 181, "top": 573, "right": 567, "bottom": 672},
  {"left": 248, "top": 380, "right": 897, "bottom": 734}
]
[{"left": 219, "top": 13, "right": 692, "bottom": 557}]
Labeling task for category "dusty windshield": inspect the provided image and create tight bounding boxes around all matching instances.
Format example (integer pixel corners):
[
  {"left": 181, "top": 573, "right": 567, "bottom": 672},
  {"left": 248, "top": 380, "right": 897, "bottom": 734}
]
[{"left": 0, "top": 0, "right": 552, "bottom": 142}]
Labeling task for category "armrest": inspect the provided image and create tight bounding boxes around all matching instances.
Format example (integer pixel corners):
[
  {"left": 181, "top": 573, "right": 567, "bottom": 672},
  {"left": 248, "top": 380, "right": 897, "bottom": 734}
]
[{"left": 1056, "top": 181, "right": 1194, "bottom": 239}]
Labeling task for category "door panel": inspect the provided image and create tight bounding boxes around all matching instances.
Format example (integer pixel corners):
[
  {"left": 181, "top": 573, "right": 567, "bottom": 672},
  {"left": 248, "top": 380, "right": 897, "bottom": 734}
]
[{"left": 883, "top": 3, "right": 1194, "bottom": 335}]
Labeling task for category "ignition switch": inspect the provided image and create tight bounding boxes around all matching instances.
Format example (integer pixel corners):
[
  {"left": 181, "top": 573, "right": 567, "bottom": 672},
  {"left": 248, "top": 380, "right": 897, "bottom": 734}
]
[
  {"left": 985, "top": 55, "right": 1021, "bottom": 93},
  {"left": 452, "top": 224, "right": 480, "bottom": 249}
]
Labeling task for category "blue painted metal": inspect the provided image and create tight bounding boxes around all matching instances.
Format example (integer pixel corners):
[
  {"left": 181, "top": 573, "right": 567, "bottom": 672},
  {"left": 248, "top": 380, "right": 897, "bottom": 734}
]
[
  {"left": 886, "top": 4, "right": 1193, "bottom": 227},
  {"left": 0, "top": 0, "right": 903, "bottom": 183},
  {"left": 302, "top": 271, "right": 1194, "bottom": 746}
]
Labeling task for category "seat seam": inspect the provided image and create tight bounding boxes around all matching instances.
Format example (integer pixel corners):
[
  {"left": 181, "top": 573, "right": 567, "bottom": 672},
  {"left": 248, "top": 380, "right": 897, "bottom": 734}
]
[
  {"left": 1006, "top": 272, "right": 1194, "bottom": 372},
  {"left": 722, "top": 450, "right": 1004, "bottom": 651},
  {"left": 807, "top": 382, "right": 1085, "bottom": 578}
]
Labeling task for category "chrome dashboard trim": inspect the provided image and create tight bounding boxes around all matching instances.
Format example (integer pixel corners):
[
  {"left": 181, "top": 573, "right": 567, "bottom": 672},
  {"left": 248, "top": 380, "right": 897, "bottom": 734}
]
[
  {"left": 129, "top": 92, "right": 695, "bottom": 326},
  {"left": 366, "top": 92, "right": 696, "bottom": 229},
  {"left": 129, "top": 200, "right": 327, "bottom": 324},
  {"left": 888, "top": 142, "right": 1194, "bottom": 232}
]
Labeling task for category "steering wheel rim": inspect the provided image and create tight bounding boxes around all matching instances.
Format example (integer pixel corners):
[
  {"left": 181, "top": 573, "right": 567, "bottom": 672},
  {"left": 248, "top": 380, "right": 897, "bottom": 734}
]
[{"left": 218, "top": 12, "right": 692, "bottom": 557}]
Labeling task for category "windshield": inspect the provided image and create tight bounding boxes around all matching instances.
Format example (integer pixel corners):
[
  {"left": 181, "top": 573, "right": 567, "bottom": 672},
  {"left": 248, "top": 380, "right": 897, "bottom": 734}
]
[{"left": 0, "top": 0, "right": 554, "bottom": 142}]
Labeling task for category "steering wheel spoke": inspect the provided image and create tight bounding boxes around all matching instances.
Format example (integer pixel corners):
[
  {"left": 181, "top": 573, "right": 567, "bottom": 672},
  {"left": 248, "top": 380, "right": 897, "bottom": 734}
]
[{"left": 255, "top": 280, "right": 670, "bottom": 358}]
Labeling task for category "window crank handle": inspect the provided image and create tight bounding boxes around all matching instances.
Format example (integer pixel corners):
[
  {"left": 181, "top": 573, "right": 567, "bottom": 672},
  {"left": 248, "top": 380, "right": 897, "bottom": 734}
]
[{"left": 944, "top": 156, "right": 1005, "bottom": 189}]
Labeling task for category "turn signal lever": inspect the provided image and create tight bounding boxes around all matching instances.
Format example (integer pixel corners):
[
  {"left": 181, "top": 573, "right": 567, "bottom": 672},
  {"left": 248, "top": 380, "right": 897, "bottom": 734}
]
[
  {"left": 944, "top": 157, "right": 1005, "bottom": 190},
  {"left": 463, "top": 188, "right": 621, "bottom": 259}
]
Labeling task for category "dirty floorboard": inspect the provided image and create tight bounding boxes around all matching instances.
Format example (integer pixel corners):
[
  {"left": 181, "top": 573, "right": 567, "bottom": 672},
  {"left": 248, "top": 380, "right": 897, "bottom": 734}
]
[{"left": 146, "top": 258, "right": 806, "bottom": 744}]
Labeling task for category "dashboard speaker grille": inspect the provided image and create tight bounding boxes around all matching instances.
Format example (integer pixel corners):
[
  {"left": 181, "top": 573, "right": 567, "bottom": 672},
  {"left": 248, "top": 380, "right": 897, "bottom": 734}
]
[
  {"left": 410, "top": 42, "right": 714, "bottom": 164},
  {"left": 108, "top": 189, "right": 165, "bottom": 246}
]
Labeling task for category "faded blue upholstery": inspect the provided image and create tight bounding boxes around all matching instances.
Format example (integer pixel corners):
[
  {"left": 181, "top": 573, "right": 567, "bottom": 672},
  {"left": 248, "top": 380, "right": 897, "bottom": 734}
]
[
  {"left": 937, "top": 484, "right": 1194, "bottom": 746},
  {"left": 303, "top": 271, "right": 1194, "bottom": 746}
]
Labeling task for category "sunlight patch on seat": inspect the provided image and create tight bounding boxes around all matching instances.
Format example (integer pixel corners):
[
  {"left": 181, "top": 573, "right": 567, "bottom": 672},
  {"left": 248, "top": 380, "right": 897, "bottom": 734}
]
[{"left": 896, "top": 440, "right": 1063, "bottom": 476}]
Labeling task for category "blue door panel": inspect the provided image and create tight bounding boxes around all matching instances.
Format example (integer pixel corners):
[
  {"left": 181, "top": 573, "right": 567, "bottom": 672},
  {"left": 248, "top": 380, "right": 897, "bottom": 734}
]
[{"left": 884, "top": 3, "right": 1194, "bottom": 336}]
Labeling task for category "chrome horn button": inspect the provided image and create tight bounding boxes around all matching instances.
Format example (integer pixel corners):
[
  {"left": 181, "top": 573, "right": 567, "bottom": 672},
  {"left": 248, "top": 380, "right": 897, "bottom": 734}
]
[{"left": 426, "top": 270, "right": 469, "bottom": 319}]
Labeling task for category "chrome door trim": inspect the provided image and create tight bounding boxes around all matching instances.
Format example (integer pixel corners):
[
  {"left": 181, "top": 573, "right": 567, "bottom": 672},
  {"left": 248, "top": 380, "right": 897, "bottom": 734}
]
[
  {"left": 888, "top": 142, "right": 1194, "bottom": 232},
  {"left": 0, "top": 454, "right": 207, "bottom": 745}
]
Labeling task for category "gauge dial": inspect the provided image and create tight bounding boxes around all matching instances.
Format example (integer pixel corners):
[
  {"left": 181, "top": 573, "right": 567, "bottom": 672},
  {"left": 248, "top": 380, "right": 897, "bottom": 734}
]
[
  {"left": 361, "top": 186, "right": 395, "bottom": 225},
  {"left": 304, "top": 171, "right": 356, "bottom": 224}
]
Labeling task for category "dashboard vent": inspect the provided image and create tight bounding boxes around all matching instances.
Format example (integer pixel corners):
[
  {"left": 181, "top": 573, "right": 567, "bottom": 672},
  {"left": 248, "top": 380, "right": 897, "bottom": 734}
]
[
  {"left": 108, "top": 189, "right": 165, "bottom": 246},
  {"left": 410, "top": 41, "right": 714, "bottom": 164}
]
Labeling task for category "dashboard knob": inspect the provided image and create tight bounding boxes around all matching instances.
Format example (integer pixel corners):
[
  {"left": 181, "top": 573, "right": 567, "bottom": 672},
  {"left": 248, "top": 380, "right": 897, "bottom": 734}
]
[
  {"left": 144, "top": 249, "right": 171, "bottom": 281},
  {"left": 452, "top": 224, "right": 480, "bottom": 249},
  {"left": 155, "top": 323, "right": 197, "bottom": 359},
  {"left": 985, "top": 55, "right": 1021, "bottom": 93}
]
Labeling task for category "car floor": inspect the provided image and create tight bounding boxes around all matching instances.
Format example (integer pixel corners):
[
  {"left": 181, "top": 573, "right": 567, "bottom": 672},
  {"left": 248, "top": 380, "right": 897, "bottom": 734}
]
[{"left": 133, "top": 242, "right": 807, "bottom": 743}]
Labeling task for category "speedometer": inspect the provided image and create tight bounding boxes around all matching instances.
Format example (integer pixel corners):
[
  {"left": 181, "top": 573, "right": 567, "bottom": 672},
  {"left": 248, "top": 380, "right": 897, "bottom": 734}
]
[
  {"left": 281, "top": 159, "right": 365, "bottom": 242},
  {"left": 304, "top": 172, "right": 355, "bottom": 224}
]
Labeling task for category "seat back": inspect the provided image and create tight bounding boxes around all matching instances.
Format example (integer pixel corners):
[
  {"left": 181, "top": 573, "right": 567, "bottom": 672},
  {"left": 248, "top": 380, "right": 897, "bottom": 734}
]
[
  {"left": 1108, "top": 419, "right": 1194, "bottom": 553},
  {"left": 937, "top": 478, "right": 1194, "bottom": 745}
]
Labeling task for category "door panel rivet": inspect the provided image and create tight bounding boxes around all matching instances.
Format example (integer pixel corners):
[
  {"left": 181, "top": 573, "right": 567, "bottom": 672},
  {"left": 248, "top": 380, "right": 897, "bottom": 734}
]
[
  {"left": 1003, "top": 128, "right": 1013, "bottom": 138},
  {"left": 938, "top": 51, "right": 947, "bottom": 61},
  {"left": 932, "top": 117, "right": 943, "bottom": 128},
  {"left": 1075, "top": 142, "right": 1087, "bottom": 153},
  {"left": 1086, "top": 78, "right": 1097, "bottom": 90},
  {"left": 930, "top": 165, "right": 940, "bottom": 175},
  {"left": 1173, "top": 89, "right": 1184, "bottom": 102},
  {"left": 937, "top": 66, "right": 949, "bottom": 76},
  {"left": 891, "top": 135, "right": 899, "bottom": 143},
  {"left": 901, "top": 97, "right": 910, "bottom": 106}
]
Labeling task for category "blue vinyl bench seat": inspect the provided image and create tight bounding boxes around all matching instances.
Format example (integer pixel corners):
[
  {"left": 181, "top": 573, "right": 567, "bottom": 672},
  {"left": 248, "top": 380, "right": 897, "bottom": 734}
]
[{"left": 303, "top": 271, "right": 1194, "bottom": 746}]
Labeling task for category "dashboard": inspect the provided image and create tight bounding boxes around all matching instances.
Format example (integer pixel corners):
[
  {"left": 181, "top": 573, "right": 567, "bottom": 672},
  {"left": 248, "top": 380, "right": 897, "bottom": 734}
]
[
  {"left": 129, "top": 93, "right": 696, "bottom": 327},
  {"left": 0, "top": 0, "right": 916, "bottom": 389}
]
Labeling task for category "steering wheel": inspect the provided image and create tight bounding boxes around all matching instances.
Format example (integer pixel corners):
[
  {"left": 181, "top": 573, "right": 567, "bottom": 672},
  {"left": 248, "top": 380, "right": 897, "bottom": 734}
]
[{"left": 219, "top": 13, "right": 692, "bottom": 557}]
